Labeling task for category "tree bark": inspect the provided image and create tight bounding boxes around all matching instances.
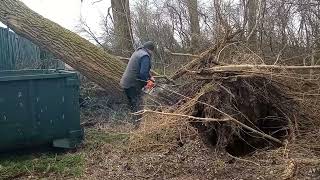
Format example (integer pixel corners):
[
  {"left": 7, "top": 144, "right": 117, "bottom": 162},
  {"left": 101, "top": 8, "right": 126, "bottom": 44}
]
[
  {"left": 186, "top": 0, "right": 201, "bottom": 52},
  {"left": 111, "top": 0, "right": 134, "bottom": 56},
  {"left": 191, "top": 64, "right": 320, "bottom": 73},
  {"left": 0, "top": 0, "right": 126, "bottom": 101},
  {"left": 247, "top": 0, "right": 257, "bottom": 49}
]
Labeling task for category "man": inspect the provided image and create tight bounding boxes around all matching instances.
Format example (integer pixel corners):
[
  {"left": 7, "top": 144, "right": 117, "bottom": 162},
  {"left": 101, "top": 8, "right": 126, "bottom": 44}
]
[{"left": 120, "top": 41, "right": 155, "bottom": 122}]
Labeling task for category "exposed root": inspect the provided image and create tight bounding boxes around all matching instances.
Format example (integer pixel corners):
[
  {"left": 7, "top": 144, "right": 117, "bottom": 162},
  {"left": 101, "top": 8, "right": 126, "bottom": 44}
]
[{"left": 131, "top": 42, "right": 320, "bottom": 159}]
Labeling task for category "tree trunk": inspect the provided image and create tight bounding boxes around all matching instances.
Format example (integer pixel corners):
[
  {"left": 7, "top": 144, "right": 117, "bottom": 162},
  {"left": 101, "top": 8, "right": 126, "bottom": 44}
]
[
  {"left": 190, "top": 64, "right": 320, "bottom": 74},
  {"left": 111, "top": 0, "right": 134, "bottom": 56},
  {"left": 0, "top": 0, "right": 126, "bottom": 101},
  {"left": 213, "top": 0, "right": 230, "bottom": 40},
  {"left": 247, "top": 0, "right": 257, "bottom": 49},
  {"left": 187, "top": 0, "right": 201, "bottom": 52}
]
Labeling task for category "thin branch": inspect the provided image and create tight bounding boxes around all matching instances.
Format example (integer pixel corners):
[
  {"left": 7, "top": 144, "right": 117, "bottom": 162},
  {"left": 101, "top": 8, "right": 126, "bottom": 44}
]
[
  {"left": 92, "top": 0, "right": 104, "bottom": 5},
  {"left": 164, "top": 48, "right": 201, "bottom": 58},
  {"left": 273, "top": 43, "right": 288, "bottom": 65},
  {"left": 170, "top": 52, "right": 201, "bottom": 58},
  {"left": 227, "top": 153, "right": 261, "bottom": 166},
  {"left": 134, "top": 110, "right": 230, "bottom": 122}
]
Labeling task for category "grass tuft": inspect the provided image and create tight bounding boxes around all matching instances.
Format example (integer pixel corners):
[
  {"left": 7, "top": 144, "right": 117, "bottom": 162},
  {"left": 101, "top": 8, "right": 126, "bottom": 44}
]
[{"left": 0, "top": 151, "right": 84, "bottom": 179}]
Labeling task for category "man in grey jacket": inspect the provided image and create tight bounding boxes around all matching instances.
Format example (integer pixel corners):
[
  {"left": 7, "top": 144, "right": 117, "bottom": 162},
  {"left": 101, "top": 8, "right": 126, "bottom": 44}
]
[{"left": 120, "top": 41, "right": 155, "bottom": 121}]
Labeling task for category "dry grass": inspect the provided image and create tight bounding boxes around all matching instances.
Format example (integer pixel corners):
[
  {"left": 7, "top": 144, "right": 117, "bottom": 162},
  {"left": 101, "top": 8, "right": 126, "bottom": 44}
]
[{"left": 79, "top": 124, "right": 320, "bottom": 180}]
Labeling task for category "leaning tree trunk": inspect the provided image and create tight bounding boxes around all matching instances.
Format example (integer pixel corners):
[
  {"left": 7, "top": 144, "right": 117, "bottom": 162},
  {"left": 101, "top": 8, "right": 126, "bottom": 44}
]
[{"left": 0, "top": 0, "right": 126, "bottom": 101}]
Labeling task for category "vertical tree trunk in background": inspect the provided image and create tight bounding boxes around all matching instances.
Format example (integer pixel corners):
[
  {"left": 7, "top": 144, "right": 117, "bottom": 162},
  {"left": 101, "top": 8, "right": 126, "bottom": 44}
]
[
  {"left": 241, "top": 0, "right": 248, "bottom": 40},
  {"left": 279, "top": 0, "right": 287, "bottom": 48},
  {"left": 213, "top": 0, "right": 223, "bottom": 40},
  {"left": 187, "top": 0, "right": 201, "bottom": 52},
  {"left": 111, "top": 0, "right": 134, "bottom": 56},
  {"left": 247, "top": 0, "right": 257, "bottom": 49},
  {"left": 259, "top": 0, "right": 266, "bottom": 52},
  {"left": 213, "top": 0, "right": 229, "bottom": 40},
  {"left": 0, "top": 0, "right": 127, "bottom": 101},
  {"left": 315, "top": 4, "right": 320, "bottom": 50}
]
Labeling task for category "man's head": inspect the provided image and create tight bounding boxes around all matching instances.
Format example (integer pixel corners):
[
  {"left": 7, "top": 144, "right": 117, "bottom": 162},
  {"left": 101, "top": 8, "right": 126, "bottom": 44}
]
[{"left": 143, "top": 41, "right": 155, "bottom": 53}]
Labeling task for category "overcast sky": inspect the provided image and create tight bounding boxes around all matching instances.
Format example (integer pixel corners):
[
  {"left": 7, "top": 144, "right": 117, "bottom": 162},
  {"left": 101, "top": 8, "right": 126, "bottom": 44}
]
[{"left": 0, "top": 0, "right": 111, "bottom": 40}]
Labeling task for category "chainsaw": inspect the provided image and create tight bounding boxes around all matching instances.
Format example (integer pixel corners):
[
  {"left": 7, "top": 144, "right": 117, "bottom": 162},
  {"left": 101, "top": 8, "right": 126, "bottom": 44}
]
[
  {"left": 141, "top": 76, "right": 177, "bottom": 95},
  {"left": 142, "top": 79, "right": 156, "bottom": 94}
]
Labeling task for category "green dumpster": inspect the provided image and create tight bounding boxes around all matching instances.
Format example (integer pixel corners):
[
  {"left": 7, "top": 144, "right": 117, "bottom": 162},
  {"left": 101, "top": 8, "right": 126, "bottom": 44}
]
[{"left": 0, "top": 69, "right": 83, "bottom": 151}]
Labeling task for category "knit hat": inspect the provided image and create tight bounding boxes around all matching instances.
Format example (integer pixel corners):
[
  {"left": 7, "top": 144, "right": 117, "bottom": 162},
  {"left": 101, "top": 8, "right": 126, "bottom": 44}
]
[{"left": 143, "top": 41, "right": 155, "bottom": 51}]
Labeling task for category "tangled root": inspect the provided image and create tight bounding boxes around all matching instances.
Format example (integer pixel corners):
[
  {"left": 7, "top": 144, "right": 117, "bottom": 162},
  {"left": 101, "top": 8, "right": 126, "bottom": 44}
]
[{"left": 188, "top": 75, "right": 298, "bottom": 156}]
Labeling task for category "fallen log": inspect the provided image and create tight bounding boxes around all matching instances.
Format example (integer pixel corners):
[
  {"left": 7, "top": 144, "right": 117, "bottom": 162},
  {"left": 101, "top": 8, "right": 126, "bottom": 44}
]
[
  {"left": 0, "top": 0, "right": 126, "bottom": 101},
  {"left": 200, "top": 64, "right": 320, "bottom": 73}
]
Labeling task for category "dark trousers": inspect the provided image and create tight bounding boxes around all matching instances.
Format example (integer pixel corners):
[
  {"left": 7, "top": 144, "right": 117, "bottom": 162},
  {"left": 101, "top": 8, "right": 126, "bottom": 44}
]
[{"left": 124, "top": 87, "right": 143, "bottom": 121}]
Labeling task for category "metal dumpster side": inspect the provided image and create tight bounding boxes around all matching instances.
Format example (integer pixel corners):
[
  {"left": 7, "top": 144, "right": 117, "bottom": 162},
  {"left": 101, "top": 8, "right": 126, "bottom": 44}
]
[{"left": 0, "top": 69, "right": 83, "bottom": 150}]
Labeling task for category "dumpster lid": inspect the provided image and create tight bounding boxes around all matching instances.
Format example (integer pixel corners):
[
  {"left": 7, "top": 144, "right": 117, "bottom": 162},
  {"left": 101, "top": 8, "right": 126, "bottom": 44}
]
[{"left": 0, "top": 69, "right": 77, "bottom": 82}]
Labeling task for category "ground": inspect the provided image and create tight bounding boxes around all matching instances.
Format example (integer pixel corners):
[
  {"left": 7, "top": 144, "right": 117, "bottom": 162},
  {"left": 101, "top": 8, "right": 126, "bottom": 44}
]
[
  {"left": 0, "top": 121, "right": 319, "bottom": 180},
  {"left": 0, "top": 81, "right": 319, "bottom": 179}
]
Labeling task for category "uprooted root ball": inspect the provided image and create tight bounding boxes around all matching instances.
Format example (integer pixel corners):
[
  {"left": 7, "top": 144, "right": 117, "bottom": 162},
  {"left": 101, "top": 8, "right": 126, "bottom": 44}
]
[{"left": 189, "top": 75, "right": 299, "bottom": 156}]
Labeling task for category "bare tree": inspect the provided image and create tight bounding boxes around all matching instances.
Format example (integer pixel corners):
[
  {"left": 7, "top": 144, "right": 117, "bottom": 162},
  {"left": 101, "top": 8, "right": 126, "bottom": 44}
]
[
  {"left": 76, "top": 17, "right": 105, "bottom": 49},
  {"left": 187, "top": 0, "right": 201, "bottom": 52},
  {"left": 84, "top": 0, "right": 320, "bottom": 68},
  {"left": 111, "top": 0, "right": 134, "bottom": 56},
  {"left": 247, "top": 0, "right": 257, "bottom": 48}
]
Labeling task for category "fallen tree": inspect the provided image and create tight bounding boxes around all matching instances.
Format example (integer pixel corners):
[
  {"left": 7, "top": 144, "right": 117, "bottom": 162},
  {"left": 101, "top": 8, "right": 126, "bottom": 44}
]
[
  {"left": 130, "top": 41, "right": 320, "bottom": 157},
  {"left": 0, "top": 0, "right": 126, "bottom": 100},
  {"left": 197, "top": 64, "right": 320, "bottom": 73}
]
